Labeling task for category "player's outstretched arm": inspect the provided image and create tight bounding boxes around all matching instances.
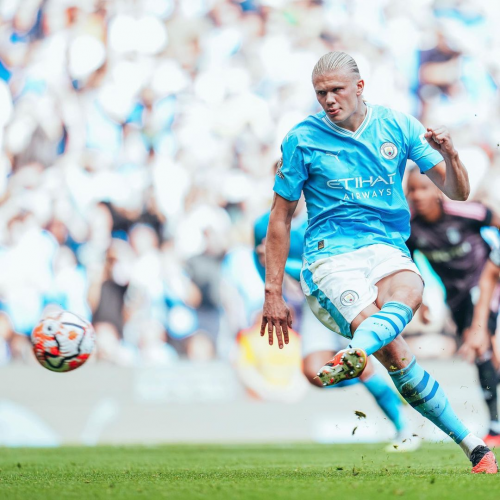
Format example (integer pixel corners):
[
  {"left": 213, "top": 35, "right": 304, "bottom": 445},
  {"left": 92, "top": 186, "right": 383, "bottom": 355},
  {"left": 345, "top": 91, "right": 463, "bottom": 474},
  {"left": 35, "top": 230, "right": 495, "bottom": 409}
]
[
  {"left": 261, "top": 193, "right": 297, "bottom": 348},
  {"left": 460, "top": 259, "right": 500, "bottom": 362},
  {"left": 424, "top": 126, "right": 470, "bottom": 201}
]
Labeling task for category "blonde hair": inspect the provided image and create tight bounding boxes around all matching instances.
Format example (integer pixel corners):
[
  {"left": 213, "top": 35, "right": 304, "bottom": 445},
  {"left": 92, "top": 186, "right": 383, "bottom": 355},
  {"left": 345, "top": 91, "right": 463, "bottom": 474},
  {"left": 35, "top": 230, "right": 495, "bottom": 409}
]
[{"left": 312, "top": 51, "right": 360, "bottom": 81}]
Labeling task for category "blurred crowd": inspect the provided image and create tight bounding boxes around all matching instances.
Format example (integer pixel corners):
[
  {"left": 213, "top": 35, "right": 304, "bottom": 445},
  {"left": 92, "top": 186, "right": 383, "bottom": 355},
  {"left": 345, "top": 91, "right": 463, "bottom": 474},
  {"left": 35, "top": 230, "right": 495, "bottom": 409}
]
[{"left": 0, "top": 0, "right": 500, "bottom": 367}]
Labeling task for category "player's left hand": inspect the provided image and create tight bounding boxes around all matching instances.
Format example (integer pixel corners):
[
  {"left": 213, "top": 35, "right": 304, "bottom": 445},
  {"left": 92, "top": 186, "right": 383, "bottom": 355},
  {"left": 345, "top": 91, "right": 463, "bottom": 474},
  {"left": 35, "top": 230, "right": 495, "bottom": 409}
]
[{"left": 424, "top": 126, "right": 457, "bottom": 158}]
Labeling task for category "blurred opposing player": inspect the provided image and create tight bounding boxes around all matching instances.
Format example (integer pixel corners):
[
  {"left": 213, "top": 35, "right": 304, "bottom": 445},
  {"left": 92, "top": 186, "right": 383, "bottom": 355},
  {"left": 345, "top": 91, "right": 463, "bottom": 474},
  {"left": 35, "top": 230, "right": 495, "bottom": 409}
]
[
  {"left": 254, "top": 186, "right": 416, "bottom": 451},
  {"left": 467, "top": 250, "right": 500, "bottom": 365},
  {"left": 261, "top": 51, "right": 498, "bottom": 473},
  {"left": 406, "top": 168, "right": 500, "bottom": 446}
]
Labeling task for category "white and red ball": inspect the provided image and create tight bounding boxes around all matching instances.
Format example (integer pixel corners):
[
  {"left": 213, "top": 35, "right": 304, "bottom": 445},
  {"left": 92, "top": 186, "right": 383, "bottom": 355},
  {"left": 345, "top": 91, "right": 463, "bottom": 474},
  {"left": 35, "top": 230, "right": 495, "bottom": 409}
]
[{"left": 31, "top": 311, "right": 95, "bottom": 372}]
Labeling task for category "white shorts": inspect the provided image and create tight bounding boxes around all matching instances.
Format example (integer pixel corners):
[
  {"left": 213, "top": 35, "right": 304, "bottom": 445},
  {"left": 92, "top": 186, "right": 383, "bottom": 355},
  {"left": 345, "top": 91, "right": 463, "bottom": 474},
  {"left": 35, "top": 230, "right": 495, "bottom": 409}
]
[{"left": 300, "top": 244, "right": 421, "bottom": 339}]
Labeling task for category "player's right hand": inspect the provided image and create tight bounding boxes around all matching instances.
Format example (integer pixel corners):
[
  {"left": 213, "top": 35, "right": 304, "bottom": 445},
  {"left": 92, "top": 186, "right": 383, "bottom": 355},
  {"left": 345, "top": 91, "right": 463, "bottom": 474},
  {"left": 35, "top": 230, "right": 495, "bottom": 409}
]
[
  {"left": 424, "top": 126, "right": 457, "bottom": 158},
  {"left": 459, "top": 326, "right": 490, "bottom": 363},
  {"left": 260, "top": 295, "right": 292, "bottom": 349}
]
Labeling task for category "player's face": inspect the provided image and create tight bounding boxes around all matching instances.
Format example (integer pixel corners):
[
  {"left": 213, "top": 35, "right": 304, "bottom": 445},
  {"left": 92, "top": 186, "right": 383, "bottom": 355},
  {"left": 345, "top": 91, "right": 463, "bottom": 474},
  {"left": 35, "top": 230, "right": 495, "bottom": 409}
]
[
  {"left": 407, "top": 171, "right": 441, "bottom": 218},
  {"left": 313, "top": 70, "right": 364, "bottom": 125}
]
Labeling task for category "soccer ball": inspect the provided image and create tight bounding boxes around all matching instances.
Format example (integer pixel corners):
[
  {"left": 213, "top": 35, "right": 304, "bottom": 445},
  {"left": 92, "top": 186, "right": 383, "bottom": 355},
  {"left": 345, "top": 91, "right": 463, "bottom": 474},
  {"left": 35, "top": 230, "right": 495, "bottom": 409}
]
[{"left": 31, "top": 311, "right": 95, "bottom": 372}]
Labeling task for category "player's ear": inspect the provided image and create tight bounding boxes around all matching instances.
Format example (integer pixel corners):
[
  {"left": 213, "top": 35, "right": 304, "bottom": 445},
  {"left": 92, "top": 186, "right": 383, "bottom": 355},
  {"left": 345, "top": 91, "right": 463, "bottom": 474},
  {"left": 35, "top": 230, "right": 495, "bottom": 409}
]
[{"left": 356, "top": 79, "right": 364, "bottom": 96}]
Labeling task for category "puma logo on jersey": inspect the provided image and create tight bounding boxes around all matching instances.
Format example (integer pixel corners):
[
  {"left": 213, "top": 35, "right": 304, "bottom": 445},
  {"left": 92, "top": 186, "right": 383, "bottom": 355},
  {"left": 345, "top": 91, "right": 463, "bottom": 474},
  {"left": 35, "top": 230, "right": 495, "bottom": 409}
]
[{"left": 326, "top": 152, "right": 340, "bottom": 161}]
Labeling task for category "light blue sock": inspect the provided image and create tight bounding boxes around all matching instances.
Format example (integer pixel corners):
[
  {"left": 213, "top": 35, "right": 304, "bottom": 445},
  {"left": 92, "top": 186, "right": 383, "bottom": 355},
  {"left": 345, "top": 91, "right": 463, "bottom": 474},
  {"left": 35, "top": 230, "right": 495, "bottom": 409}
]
[
  {"left": 324, "top": 378, "right": 360, "bottom": 389},
  {"left": 389, "top": 357, "right": 469, "bottom": 444},
  {"left": 363, "top": 373, "right": 406, "bottom": 433},
  {"left": 349, "top": 301, "right": 413, "bottom": 356}
]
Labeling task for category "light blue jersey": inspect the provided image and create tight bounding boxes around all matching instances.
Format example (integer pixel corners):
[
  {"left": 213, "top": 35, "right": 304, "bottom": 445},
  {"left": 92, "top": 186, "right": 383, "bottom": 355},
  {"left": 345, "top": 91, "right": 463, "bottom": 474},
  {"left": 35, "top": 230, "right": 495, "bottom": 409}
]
[{"left": 273, "top": 103, "right": 443, "bottom": 264}]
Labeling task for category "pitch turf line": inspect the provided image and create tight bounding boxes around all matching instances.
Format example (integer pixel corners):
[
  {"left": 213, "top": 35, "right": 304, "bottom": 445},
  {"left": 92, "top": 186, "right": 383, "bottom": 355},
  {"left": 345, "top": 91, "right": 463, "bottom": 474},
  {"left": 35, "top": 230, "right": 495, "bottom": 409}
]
[{"left": 0, "top": 444, "right": 498, "bottom": 499}]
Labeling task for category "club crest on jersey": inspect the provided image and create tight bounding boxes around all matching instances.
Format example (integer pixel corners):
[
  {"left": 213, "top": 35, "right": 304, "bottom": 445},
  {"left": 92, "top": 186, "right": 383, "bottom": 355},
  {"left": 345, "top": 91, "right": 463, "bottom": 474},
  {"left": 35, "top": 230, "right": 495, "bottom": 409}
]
[
  {"left": 340, "top": 290, "right": 359, "bottom": 306},
  {"left": 380, "top": 142, "right": 398, "bottom": 160}
]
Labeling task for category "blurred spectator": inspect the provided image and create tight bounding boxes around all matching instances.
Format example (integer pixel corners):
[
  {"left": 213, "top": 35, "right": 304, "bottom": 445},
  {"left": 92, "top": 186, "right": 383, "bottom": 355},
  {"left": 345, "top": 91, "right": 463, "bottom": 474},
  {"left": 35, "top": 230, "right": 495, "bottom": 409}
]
[
  {"left": 89, "top": 239, "right": 130, "bottom": 340},
  {"left": 186, "top": 227, "right": 227, "bottom": 344},
  {"left": 185, "top": 331, "right": 216, "bottom": 362}
]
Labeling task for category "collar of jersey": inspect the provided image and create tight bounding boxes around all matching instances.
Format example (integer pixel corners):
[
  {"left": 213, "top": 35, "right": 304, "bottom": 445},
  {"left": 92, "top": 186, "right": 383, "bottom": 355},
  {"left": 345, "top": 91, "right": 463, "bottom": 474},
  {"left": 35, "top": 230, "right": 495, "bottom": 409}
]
[{"left": 322, "top": 104, "right": 372, "bottom": 140}]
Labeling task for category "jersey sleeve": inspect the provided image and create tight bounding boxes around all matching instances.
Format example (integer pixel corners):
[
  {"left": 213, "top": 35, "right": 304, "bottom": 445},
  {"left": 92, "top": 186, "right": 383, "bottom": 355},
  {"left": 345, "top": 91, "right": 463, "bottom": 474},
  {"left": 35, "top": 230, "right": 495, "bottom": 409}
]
[
  {"left": 443, "top": 201, "right": 492, "bottom": 230},
  {"left": 253, "top": 214, "right": 269, "bottom": 283},
  {"left": 477, "top": 205, "right": 493, "bottom": 228},
  {"left": 273, "top": 132, "right": 308, "bottom": 201},
  {"left": 406, "top": 114, "right": 443, "bottom": 173},
  {"left": 253, "top": 214, "right": 268, "bottom": 248},
  {"left": 489, "top": 247, "right": 500, "bottom": 268},
  {"left": 405, "top": 233, "right": 416, "bottom": 258},
  {"left": 284, "top": 258, "right": 302, "bottom": 282}
]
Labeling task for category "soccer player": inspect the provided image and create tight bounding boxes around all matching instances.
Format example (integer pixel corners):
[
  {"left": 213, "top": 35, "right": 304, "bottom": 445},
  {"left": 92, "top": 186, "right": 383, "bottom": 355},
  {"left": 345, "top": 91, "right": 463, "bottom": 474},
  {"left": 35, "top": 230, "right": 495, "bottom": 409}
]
[
  {"left": 254, "top": 191, "right": 416, "bottom": 450},
  {"left": 261, "top": 51, "right": 498, "bottom": 473},
  {"left": 467, "top": 249, "right": 500, "bottom": 365},
  {"left": 406, "top": 168, "right": 500, "bottom": 446}
]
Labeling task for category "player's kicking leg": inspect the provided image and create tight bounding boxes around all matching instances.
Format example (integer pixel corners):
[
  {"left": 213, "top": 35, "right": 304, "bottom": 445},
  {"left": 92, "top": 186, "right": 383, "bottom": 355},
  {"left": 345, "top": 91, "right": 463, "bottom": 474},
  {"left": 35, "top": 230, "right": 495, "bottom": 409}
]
[
  {"left": 301, "top": 302, "right": 368, "bottom": 386},
  {"left": 301, "top": 304, "right": 417, "bottom": 451},
  {"left": 303, "top": 245, "right": 419, "bottom": 385},
  {"left": 306, "top": 351, "right": 418, "bottom": 451}
]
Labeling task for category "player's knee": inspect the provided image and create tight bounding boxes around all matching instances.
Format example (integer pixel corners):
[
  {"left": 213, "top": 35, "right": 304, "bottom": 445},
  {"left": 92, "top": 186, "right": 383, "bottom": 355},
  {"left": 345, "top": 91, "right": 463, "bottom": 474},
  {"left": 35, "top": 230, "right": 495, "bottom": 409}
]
[{"left": 390, "top": 285, "right": 423, "bottom": 313}]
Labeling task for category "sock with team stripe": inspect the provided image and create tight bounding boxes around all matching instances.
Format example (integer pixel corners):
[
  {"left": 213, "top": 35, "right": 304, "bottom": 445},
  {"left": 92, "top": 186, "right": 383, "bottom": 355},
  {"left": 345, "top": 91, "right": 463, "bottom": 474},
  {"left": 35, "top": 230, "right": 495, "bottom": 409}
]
[
  {"left": 349, "top": 301, "right": 413, "bottom": 356},
  {"left": 363, "top": 372, "right": 406, "bottom": 433},
  {"left": 389, "top": 357, "right": 469, "bottom": 444}
]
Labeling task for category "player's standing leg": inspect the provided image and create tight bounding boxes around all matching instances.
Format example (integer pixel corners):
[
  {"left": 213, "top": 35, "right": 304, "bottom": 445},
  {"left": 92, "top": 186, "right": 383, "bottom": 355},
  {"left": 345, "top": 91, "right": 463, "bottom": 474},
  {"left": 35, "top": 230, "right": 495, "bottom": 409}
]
[{"left": 378, "top": 336, "right": 498, "bottom": 473}]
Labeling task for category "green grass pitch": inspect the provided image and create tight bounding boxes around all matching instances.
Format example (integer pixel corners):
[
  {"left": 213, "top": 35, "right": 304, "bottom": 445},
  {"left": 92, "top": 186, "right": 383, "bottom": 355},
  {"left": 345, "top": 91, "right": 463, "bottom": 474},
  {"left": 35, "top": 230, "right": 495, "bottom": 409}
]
[{"left": 0, "top": 444, "right": 498, "bottom": 499}]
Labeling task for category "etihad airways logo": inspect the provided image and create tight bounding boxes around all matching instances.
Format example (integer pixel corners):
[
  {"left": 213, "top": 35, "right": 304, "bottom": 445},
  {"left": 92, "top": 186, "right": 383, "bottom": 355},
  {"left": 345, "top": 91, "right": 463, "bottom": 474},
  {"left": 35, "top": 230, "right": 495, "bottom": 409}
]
[
  {"left": 327, "top": 173, "right": 396, "bottom": 200},
  {"left": 327, "top": 173, "right": 396, "bottom": 189}
]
